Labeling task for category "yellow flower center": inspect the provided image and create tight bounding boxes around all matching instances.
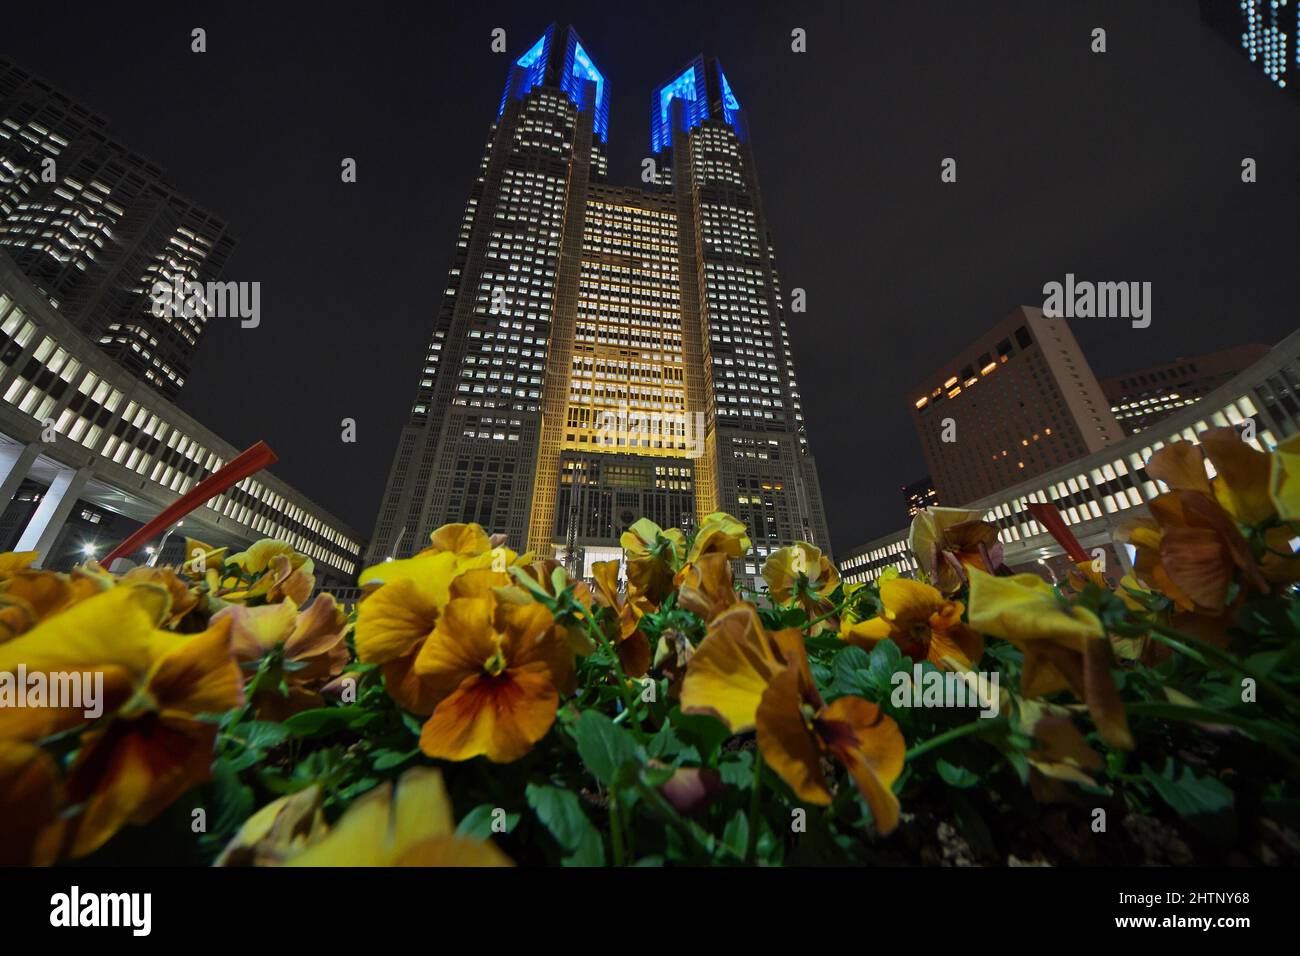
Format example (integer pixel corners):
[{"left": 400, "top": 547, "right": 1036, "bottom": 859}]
[
  {"left": 483, "top": 646, "right": 508, "bottom": 677},
  {"left": 799, "top": 702, "right": 819, "bottom": 732}
]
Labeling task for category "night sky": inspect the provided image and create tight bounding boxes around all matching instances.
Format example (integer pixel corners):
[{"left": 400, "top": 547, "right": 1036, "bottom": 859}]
[{"left": 7, "top": 0, "right": 1299, "bottom": 553}]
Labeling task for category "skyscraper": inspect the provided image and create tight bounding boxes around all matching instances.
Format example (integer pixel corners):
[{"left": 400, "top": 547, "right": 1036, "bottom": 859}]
[
  {"left": 1200, "top": 0, "right": 1300, "bottom": 100},
  {"left": 0, "top": 58, "right": 234, "bottom": 399},
  {"left": 368, "top": 25, "right": 829, "bottom": 574},
  {"left": 909, "top": 306, "right": 1124, "bottom": 505},
  {"left": 1101, "top": 343, "right": 1272, "bottom": 435}
]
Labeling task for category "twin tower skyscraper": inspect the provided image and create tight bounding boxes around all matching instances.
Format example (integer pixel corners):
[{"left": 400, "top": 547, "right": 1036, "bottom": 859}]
[{"left": 368, "top": 24, "right": 829, "bottom": 577}]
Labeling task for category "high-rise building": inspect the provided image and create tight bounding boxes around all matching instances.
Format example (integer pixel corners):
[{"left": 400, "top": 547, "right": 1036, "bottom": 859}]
[
  {"left": 1101, "top": 343, "right": 1272, "bottom": 435},
  {"left": 0, "top": 58, "right": 234, "bottom": 399},
  {"left": 902, "top": 476, "right": 938, "bottom": 519},
  {"left": 909, "top": 306, "right": 1124, "bottom": 505},
  {"left": 1200, "top": 0, "right": 1300, "bottom": 101},
  {"left": 368, "top": 25, "right": 829, "bottom": 574}
]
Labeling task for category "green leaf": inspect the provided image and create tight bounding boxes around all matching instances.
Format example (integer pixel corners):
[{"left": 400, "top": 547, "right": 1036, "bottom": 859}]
[
  {"left": 281, "top": 706, "right": 369, "bottom": 737},
  {"left": 831, "top": 645, "right": 873, "bottom": 697},
  {"left": 233, "top": 719, "right": 290, "bottom": 752},
  {"left": 666, "top": 708, "right": 732, "bottom": 764},
  {"left": 371, "top": 748, "right": 418, "bottom": 771},
  {"left": 571, "top": 710, "right": 641, "bottom": 787},
  {"left": 203, "top": 759, "right": 255, "bottom": 847},
  {"left": 526, "top": 784, "right": 605, "bottom": 866},
  {"left": 721, "top": 809, "right": 749, "bottom": 858},
  {"left": 936, "top": 759, "right": 980, "bottom": 789},
  {"left": 457, "top": 804, "right": 520, "bottom": 839},
  {"left": 719, "top": 749, "right": 755, "bottom": 788},
  {"left": 1143, "top": 759, "right": 1234, "bottom": 818}
]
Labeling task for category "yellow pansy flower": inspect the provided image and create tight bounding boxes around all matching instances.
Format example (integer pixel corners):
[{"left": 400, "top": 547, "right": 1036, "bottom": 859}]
[{"left": 844, "top": 577, "right": 983, "bottom": 671}]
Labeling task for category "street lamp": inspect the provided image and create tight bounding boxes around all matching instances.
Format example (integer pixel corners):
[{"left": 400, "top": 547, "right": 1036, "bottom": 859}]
[{"left": 147, "top": 520, "right": 184, "bottom": 568}]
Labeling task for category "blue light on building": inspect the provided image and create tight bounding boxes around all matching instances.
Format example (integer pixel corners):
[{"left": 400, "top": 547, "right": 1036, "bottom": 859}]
[
  {"left": 561, "top": 36, "right": 610, "bottom": 142},
  {"left": 1201, "top": 0, "right": 1298, "bottom": 95},
  {"left": 718, "top": 66, "right": 741, "bottom": 128},
  {"left": 650, "top": 59, "right": 746, "bottom": 153},
  {"left": 497, "top": 26, "right": 610, "bottom": 143},
  {"left": 651, "top": 61, "right": 707, "bottom": 153},
  {"left": 498, "top": 27, "right": 555, "bottom": 122}
]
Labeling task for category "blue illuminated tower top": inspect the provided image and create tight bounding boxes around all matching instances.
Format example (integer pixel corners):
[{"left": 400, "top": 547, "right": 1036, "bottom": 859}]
[
  {"left": 498, "top": 24, "right": 611, "bottom": 142},
  {"left": 649, "top": 56, "right": 748, "bottom": 153}
]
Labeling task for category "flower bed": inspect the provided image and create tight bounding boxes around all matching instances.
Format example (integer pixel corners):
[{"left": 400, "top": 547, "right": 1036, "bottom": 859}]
[{"left": 2, "top": 427, "right": 1298, "bottom": 866}]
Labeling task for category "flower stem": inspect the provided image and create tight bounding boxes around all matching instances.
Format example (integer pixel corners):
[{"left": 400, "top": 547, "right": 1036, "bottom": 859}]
[
  {"left": 804, "top": 600, "right": 848, "bottom": 631},
  {"left": 582, "top": 614, "right": 646, "bottom": 740},
  {"left": 905, "top": 716, "right": 1004, "bottom": 763},
  {"left": 1148, "top": 623, "right": 1300, "bottom": 716},
  {"left": 1126, "top": 701, "right": 1300, "bottom": 773}
]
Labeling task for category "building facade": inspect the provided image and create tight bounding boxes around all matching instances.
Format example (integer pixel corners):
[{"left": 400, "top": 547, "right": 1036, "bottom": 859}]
[
  {"left": 909, "top": 306, "right": 1124, "bottom": 505},
  {"left": 1101, "top": 343, "right": 1271, "bottom": 435},
  {"left": 368, "top": 25, "right": 829, "bottom": 574},
  {"left": 845, "top": 329, "right": 1298, "bottom": 586},
  {"left": 0, "top": 252, "right": 363, "bottom": 585},
  {"left": 0, "top": 58, "right": 234, "bottom": 399},
  {"left": 902, "top": 475, "right": 938, "bottom": 519}
]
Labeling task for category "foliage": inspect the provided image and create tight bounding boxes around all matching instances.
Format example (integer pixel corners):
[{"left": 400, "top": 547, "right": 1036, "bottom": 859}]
[{"left": 1, "top": 430, "right": 1298, "bottom": 866}]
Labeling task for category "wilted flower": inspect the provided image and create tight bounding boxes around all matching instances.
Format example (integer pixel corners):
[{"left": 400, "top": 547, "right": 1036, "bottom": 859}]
[
  {"left": 1123, "top": 431, "right": 1270, "bottom": 613},
  {"left": 620, "top": 518, "right": 686, "bottom": 604},
  {"left": 590, "top": 560, "right": 652, "bottom": 678},
  {"left": 217, "top": 594, "right": 350, "bottom": 719},
  {"left": 675, "top": 551, "right": 739, "bottom": 623},
  {"left": 908, "top": 506, "right": 1004, "bottom": 593},
  {"left": 967, "top": 569, "right": 1131, "bottom": 750},
  {"left": 685, "top": 512, "right": 752, "bottom": 566},
  {"left": 762, "top": 542, "right": 841, "bottom": 633}
]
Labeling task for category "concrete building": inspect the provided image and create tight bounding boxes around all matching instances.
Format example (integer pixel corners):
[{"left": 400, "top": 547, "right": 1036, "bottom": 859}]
[
  {"left": 0, "top": 251, "right": 363, "bottom": 585},
  {"left": 368, "top": 25, "right": 829, "bottom": 576},
  {"left": 843, "top": 328, "right": 1298, "bottom": 585},
  {"left": 1101, "top": 343, "right": 1272, "bottom": 435},
  {"left": 909, "top": 306, "right": 1124, "bottom": 506},
  {"left": 0, "top": 58, "right": 235, "bottom": 399},
  {"left": 902, "top": 475, "right": 938, "bottom": 519}
]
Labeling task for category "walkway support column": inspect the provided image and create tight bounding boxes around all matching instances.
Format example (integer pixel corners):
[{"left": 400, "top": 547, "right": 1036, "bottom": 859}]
[
  {"left": 0, "top": 442, "right": 40, "bottom": 512},
  {"left": 16, "top": 465, "right": 91, "bottom": 565}
]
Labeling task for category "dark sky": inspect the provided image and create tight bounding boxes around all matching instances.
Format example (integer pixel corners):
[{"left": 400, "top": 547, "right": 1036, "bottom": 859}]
[{"left": 7, "top": 0, "right": 1299, "bottom": 552}]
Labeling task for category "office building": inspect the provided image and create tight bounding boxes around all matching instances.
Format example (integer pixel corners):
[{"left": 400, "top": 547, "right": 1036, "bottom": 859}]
[
  {"left": 0, "top": 251, "right": 363, "bottom": 584},
  {"left": 0, "top": 58, "right": 234, "bottom": 399},
  {"left": 368, "top": 25, "right": 829, "bottom": 574},
  {"left": 902, "top": 475, "right": 938, "bottom": 519},
  {"left": 1101, "top": 343, "right": 1272, "bottom": 435},
  {"left": 909, "top": 306, "right": 1124, "bottom": 505}
]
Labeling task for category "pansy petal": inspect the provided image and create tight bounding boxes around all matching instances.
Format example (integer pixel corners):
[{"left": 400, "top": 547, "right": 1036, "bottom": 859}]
[
  {"left": 680, "top": 605, "right": 787, "bottom": 732},
  {"left": 756, "top": 665, "right": 830, "bottom": 804}
]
